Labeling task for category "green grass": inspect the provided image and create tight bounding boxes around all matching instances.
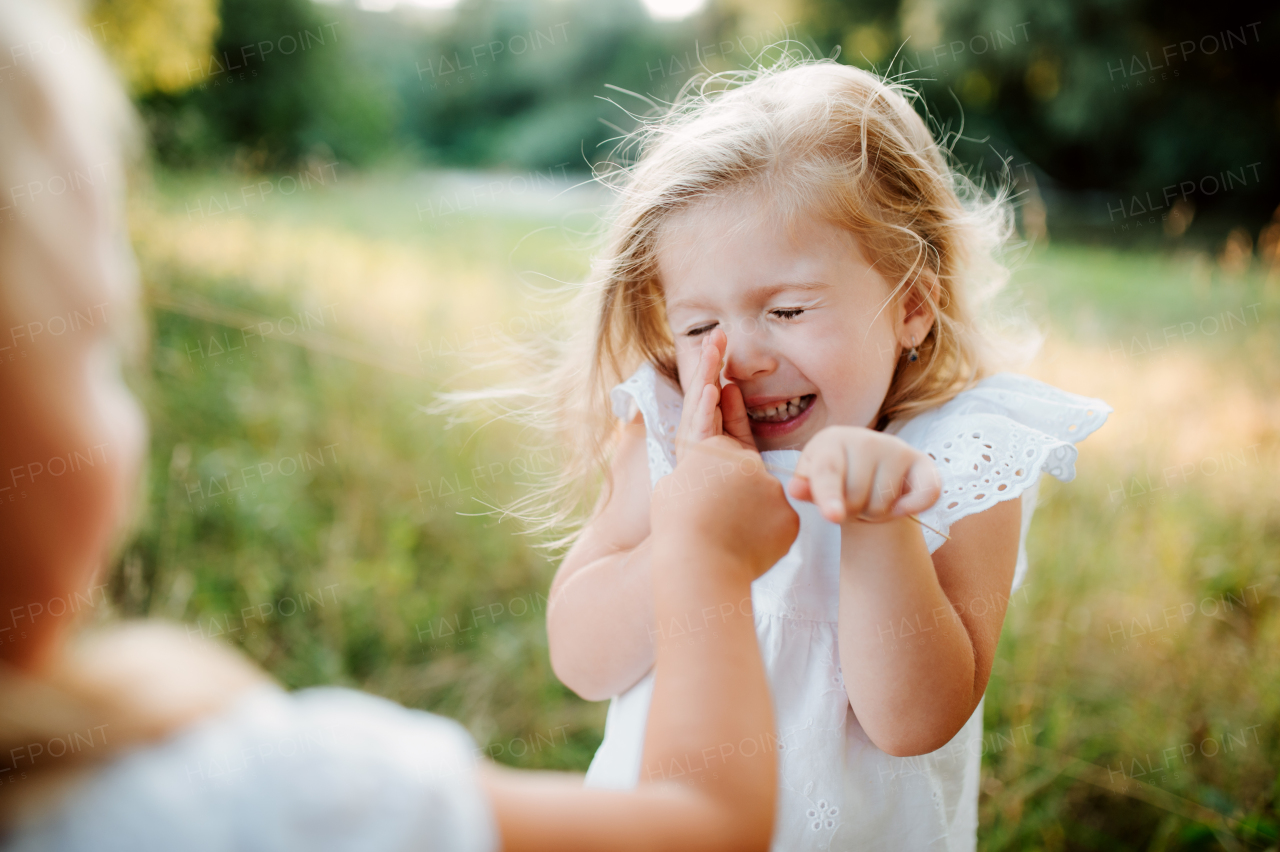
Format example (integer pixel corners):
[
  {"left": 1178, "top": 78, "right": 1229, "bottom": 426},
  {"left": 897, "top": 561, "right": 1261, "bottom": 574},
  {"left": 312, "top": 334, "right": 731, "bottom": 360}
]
[{"left": 113, "top": 168, "right": 1280, "bottom": 844}]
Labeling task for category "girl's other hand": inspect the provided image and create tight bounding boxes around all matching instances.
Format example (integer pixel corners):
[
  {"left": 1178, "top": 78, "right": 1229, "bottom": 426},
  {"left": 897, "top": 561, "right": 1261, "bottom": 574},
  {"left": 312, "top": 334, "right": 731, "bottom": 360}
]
[
  {"left": 674, "top": 328, "right": 755, "bottom": 463},
  {"left": 788, "top": 427, "right": 941, "bottom": 525}
]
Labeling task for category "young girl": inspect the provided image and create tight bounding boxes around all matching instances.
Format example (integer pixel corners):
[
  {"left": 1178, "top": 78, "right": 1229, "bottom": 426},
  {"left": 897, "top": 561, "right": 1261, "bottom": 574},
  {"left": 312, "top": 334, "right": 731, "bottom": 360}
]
[
  {"left": 0, "top": 3, "right": 799, "bottom": 850},
  {"left": 543, "top": 54, "right": 1112, "bottom": 849}
]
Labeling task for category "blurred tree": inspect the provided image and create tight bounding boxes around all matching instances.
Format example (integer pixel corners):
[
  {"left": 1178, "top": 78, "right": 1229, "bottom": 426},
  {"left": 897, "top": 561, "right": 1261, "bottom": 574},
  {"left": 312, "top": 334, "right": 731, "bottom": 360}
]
[
  {"left": 399, "top": 0, "right": 684, "bottom": 170},
  {"left": 141, "top": 0, "right": 396, "bottom": 168},
  {"left": 90, "top": 0, "right": 221, "bottom": 95},
  {"left": 109, "top": 0, "right": 1276, "bottom": 235},
  {"left": 797, "top": 0, "right": 1280, "bottom": 230},
  {"left": 133, "top": 0, "right": 763, "bottom": 172}
]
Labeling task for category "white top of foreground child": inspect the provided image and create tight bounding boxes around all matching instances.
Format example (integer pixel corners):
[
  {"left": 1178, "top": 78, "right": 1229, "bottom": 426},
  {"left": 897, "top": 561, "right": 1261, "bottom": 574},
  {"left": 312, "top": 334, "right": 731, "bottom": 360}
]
[{"left": 4, "top": 685, "right": 499, "bottom": 852}]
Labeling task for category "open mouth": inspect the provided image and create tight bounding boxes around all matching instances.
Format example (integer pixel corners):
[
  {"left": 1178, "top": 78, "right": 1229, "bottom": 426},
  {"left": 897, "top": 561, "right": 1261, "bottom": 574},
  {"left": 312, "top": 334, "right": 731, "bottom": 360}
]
[{"left": 746, "top": 394, "right": 816, "bottom": 423}]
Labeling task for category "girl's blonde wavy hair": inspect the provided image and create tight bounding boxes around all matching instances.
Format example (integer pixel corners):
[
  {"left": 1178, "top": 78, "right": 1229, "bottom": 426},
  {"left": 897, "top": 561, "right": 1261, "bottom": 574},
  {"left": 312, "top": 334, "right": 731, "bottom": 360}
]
[{"left": 451, "top": 45, "right": 1026, "bottom": 547}]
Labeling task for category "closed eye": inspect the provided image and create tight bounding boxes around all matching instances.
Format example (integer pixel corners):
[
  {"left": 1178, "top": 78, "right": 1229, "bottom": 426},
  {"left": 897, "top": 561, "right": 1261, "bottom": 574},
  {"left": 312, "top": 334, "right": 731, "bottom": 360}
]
[
  {"left": 772, "top": 308, "right": 805, "bottom": 320},
  {"left": 685, "top": 322, "right": 718, "bottom": 337}
]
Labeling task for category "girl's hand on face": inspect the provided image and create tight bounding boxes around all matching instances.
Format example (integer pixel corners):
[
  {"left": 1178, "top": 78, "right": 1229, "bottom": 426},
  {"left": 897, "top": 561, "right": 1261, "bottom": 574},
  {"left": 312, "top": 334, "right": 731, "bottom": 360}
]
[
  {"left": 673, "top": 327, "right": 755, "bottom": 462},
  {"left": 788, "top": 427, "right": 941, "bottom": 525}
]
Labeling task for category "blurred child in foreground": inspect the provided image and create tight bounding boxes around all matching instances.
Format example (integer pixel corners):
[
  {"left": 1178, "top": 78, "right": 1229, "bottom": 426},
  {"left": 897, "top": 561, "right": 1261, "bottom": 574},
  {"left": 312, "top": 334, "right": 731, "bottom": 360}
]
[{"left": 0, "top": 3, "right": 798, "bottom": 850}]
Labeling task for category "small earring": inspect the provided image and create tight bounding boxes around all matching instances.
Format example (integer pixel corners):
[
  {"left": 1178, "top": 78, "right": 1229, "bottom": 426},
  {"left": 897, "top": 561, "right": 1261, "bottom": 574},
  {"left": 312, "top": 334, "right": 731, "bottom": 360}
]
[{"left": 906, "top": 335, "right": 919, "bottom": 363}]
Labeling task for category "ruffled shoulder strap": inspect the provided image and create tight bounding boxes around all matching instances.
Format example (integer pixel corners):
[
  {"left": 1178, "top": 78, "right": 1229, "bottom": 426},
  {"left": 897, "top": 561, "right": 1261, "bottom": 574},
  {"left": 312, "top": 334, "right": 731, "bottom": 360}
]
[
  {"left": 611, "top": 362, "right": 682, "bottom": 488},
  {"left": 888, "top": 372, "right": 1112, "bottom": 554}
]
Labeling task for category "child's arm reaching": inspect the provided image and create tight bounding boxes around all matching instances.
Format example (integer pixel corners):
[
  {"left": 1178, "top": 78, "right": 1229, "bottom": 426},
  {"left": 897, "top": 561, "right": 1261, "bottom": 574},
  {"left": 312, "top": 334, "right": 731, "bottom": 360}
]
[
  {"left": 789, "top": 428, "right": 1021, "bottom": 757},
  {"left": 547, "top": 331, "right": 751, "bottom": 701},
  {"left": 486, "top": 435, "right": 798, "bottom": 852}
]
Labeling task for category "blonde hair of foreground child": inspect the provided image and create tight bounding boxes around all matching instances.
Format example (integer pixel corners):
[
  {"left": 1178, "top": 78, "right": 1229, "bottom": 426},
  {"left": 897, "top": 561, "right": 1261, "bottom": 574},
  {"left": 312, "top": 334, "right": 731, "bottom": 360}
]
[
  {"left": 0, "top": 0, "right": 272, "bottom": 824},
  {"left": 0, "top": 4, "right": 798, "bottom": 850},
  {"left": 458, "top": 45, "right": 1025, "bottom": 544}
]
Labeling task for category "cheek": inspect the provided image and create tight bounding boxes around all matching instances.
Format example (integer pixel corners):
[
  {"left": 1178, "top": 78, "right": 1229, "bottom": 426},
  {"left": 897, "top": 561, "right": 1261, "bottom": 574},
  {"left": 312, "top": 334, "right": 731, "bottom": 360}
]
[
  {"left": 673, "top": 346, "right": 699, "bottom": 391},
  {"left": 0, "top": 356, "right": 137, "bottom": 623},
  {"left": 89, "top": 366, "right": 148, "bottom": 516},
  {"left": 69, "top": 350, "right": 148, "bottom": 554},
  {"left": 106, "top": 386, "right": 147, "bottom": 509},
  {"left": 839, "top": 308, "right": 899, "bottom": 377},
  {"left": 804, "top": 322, "right": 897, "bottom": 424}
]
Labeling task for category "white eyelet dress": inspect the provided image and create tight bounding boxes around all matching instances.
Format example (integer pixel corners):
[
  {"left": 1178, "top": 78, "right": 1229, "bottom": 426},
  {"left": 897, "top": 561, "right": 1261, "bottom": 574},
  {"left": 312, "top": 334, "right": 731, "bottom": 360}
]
[{"left": 582, "top": 363, "right": 1111, "bottom": 852}]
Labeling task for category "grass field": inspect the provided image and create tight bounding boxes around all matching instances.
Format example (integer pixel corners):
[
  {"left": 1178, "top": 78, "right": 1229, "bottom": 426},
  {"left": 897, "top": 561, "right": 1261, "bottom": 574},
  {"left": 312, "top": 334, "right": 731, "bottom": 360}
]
[{"left": 110, "top": 167, "right": 1279, "bottom": 850}]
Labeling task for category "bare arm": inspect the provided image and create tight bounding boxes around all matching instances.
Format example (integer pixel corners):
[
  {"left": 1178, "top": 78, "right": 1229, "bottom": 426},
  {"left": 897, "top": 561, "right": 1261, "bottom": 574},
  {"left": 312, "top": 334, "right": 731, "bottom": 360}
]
[
  {"left": 836, "top": 498, "right": 1021, "bottom": 757},
  {"left": 548, "top": 330, "right": 754, "bottom": 701},
  {"left": 482, "top": 436, "right": 797, "bottom": 852},
  {"left": 546, "top": 413, "right": 657, "bottom": 701},
  {"left": 787, "top": 424, "right": 1022, "bottom": 757}
]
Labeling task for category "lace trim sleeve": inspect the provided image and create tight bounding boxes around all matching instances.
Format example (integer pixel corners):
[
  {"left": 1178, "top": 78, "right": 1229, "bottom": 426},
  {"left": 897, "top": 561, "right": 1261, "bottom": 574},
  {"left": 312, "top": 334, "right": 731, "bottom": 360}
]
[
  {"left": 610, "top": 362, "right": 681, "bottom": 488},
  {"left": 901, "top": 374, "right": 1112, "bottom": 553}
]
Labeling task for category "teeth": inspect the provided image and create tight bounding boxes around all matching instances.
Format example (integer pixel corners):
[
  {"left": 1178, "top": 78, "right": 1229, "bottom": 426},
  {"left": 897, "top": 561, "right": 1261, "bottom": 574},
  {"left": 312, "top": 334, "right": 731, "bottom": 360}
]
[{"left": 746, "top": 394, "right": 815, "bottom": 423}]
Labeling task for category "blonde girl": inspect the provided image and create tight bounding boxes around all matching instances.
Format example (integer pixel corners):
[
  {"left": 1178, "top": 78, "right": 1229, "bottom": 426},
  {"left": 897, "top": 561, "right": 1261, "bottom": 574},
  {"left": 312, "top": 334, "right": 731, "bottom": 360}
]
[
  {"left": 0, "top": 3, "right": 801, "bottom": 850},
  {"left": 540, "top": 49, "right": 1112, "bottom": 850}
]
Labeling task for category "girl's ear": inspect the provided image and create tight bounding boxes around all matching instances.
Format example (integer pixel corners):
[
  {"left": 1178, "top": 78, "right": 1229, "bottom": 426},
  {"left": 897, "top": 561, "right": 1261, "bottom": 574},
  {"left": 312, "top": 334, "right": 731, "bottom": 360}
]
[{"left": 898, "top": 269, "right": 939, "bottom": 346}]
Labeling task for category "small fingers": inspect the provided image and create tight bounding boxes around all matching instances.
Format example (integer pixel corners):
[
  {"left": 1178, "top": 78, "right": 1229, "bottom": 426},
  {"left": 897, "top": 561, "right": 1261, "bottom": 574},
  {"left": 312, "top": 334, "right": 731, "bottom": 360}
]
[
  {"left": 891, "top": 454, "right": 943, "bottom": 517},
  {"left": 705, "top": 327, "right": 728, "bottom": 380},
  {"left": 866, "top": 455, "right": 912, "bottom": 520},
  {"left": 719, "top": 382, "right": 756, "bottom": 449},
  {"left": 801, "top": 446, "right": 849, "bottom": 523},
  {"left": 787, "top": 474, "right": 812, "bottom": 503},
  {"left": 693, "top": 335, "right": 718, "bottom": 395},
  {"left": 675, "top": 336, "right": 719, "bottom": 460},
  {"left": 789, "top": 453, "right": 812, "bottom": 499},
  {"left": 694, "top": 330, "right": 724, "bottom": 395},
  {"left": 691, "top": 382, "right": 721, "bottom": 444}
]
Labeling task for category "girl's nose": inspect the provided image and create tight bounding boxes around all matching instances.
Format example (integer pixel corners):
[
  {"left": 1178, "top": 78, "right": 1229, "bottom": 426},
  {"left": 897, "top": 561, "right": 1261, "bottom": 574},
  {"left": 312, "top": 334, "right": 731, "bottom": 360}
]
[{"left": 722, "top": 320, "right": 777, "bottom": 383}]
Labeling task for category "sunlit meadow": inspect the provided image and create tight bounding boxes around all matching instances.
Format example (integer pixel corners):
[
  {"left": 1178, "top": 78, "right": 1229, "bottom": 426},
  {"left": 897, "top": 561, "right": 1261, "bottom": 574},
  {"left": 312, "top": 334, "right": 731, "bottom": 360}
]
[{"left": 108, "top": 167, "right": 1279, "bottom": 850}]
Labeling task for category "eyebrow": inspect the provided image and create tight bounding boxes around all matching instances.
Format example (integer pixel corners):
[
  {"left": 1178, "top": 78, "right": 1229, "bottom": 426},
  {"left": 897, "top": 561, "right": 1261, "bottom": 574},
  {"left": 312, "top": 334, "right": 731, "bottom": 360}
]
[{"left": 665, "top": 280, "right": 830, "bottom": 312}]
